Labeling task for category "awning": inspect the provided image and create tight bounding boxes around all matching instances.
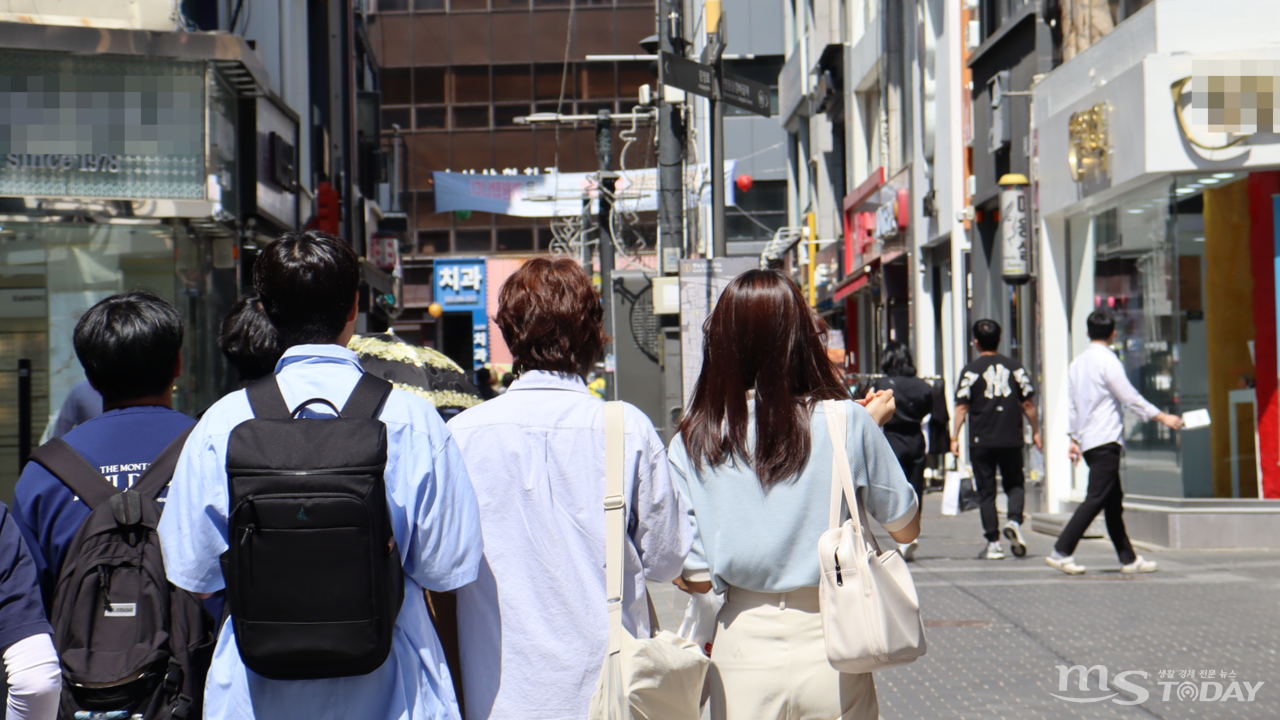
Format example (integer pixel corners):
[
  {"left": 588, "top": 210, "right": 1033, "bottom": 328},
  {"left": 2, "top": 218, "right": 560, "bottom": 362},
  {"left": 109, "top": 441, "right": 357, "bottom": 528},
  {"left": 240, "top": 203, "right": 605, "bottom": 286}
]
[{"left": 831, "top": 249, "right": 903, "bottom": 302}]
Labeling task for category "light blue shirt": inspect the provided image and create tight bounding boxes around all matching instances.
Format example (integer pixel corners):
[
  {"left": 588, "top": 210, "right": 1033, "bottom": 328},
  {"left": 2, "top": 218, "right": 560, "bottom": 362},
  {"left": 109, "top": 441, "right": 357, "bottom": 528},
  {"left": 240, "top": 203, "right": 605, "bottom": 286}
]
[
  {"left": 158, "top": 344, "right": 483, "bottom": 720},
  {"left": 446, "top": 371, "right": 691, "bottom": 720},
  {"left": 668, "top": 399, "right": 918, "bottom": 595}
]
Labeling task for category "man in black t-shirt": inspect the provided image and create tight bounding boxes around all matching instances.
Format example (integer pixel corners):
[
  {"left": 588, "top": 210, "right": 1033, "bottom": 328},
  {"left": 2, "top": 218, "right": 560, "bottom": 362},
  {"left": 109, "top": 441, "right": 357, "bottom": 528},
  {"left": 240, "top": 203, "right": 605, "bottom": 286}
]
[{"left": 951, "top": 319, "right": 1042, "bottom": 560}]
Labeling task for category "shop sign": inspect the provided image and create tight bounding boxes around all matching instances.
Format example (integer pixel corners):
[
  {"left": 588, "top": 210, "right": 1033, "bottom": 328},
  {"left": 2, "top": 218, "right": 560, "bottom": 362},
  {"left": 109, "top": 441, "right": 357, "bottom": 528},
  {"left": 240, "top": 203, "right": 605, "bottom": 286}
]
[
  {"left": 873, "top": 188, "right": 910, "bottom": 240},
  {"left": 434, "top": 258, "right": 488, "bottom": 369},
  {"left": 1000, "top": 184, "right": 1031, "bottom": 284},
  {"left": 0, "top": 52, "right": 206, "bottom": 200},
  {"left": 1068, "top": 103, "right": 1109, "bottom": 184},
  {"left": 0, "top": 287, "right": 46, "bottom": 318}
]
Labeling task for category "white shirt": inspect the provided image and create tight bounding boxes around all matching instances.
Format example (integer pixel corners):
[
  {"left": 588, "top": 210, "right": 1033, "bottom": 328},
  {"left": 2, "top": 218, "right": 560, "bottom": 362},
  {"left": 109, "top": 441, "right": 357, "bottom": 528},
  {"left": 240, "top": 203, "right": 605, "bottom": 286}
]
[
  {"left": 159, "top": 345, "right": 484, "bottom": 720},
  {"left": 1068, "top": 343, "right": 1163, "bottom": 452},
  {"left": 447, "top": 371, "right": 691, "bottom": 720}
]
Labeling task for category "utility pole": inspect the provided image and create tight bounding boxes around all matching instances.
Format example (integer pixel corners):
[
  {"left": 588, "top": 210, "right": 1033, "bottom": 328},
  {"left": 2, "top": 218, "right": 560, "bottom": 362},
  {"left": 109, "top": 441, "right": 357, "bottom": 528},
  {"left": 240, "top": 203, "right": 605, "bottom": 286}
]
[
  {"left": 596, "top": 110, "right": 618, "bottom": 401},
  {"left": 657, "top": 0, "right": 686, "bottom": 271},
  {"left": 704, "top": 0, "right": 727, "bottom": 258}
]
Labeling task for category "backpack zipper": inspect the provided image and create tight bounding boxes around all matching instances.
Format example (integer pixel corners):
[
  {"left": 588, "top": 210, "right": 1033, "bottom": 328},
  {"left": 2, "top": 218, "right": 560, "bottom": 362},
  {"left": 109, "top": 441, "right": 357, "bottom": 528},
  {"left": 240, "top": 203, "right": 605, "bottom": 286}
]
[
  {"left": 97, "top": 566, "right": 113, "bottom": 612},
  {"left": 230, "top": 465, "right": 385, "bottom": 477}
]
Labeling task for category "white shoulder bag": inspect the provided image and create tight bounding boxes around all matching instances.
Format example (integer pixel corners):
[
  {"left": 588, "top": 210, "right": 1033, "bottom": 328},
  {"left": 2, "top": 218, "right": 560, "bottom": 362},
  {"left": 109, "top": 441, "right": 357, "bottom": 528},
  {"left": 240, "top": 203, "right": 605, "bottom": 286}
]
[
  {"left": 589, "top": 402, "right": 710, "bottom": 720},
  {"left": 817, "top": 399, "right": 927, "bottom": 673}
]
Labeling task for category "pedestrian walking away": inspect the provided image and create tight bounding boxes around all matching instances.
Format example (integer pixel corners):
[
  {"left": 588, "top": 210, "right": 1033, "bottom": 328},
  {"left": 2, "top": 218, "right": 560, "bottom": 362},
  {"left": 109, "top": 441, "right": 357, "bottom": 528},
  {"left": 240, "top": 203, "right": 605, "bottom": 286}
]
[
  {"left": 950, "top": 319, "right": 1041, "bottom": 560},
  {"left": 447, "top": 257, "right": 691, "bottom": 720},
  {"left": 1048, "top": 310, "right": 1183, "bottom": 576},
  {"left": 157, "top": 230, "right": 484, "bottom": 720},
  {"left": 0, "top": 501, "right": 60, "bottom": 720},
  {"left": 668, "top": 270, "right": 919, "bottom": 720},
  {"left": 12, "top": 291, "right": 214, "bottom": 719},
  {"left": 873, "top": 341, "right": 933, "bottom": 562}
]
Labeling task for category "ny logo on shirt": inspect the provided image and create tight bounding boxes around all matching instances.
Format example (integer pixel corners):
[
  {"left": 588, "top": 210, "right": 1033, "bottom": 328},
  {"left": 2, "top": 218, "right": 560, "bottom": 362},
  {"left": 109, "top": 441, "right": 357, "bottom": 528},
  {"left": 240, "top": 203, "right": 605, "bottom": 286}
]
[{"left": 983, "top": 365, "right": 1013, "bottom": 399}]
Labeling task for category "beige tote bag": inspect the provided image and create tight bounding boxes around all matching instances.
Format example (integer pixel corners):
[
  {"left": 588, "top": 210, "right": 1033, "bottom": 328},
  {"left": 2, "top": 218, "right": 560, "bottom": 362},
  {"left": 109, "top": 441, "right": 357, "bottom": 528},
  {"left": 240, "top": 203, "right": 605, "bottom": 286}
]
[
  {"left": 817, "top": 400, "right": 927, "bottom": 674},
  {"left": 588, "top": 402, "right": 710, "bottom": 720}
]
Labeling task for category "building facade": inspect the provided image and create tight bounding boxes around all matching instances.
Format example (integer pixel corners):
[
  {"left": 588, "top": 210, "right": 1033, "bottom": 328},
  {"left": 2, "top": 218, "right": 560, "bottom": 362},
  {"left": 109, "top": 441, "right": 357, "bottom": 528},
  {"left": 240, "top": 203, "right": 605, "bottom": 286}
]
[{"left": 0, "top": 0, "right": 384, "bottom": 501}]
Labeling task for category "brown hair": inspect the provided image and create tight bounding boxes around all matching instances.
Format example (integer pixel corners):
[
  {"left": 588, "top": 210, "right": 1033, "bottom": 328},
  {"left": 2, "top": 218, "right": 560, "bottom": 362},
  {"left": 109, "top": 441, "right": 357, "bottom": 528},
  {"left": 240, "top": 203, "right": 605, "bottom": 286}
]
[
  {"left": 677, "top": 269, "right": 848, "bottom": 486},
  {"left": 496, "top": 257, "right": 607, "bottom": 376}
]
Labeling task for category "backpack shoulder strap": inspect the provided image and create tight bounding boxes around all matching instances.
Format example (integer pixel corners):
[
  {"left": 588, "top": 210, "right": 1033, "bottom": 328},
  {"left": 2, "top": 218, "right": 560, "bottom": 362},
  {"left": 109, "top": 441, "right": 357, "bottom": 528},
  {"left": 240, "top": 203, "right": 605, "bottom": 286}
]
[
  {"left": 131, "top": 426, "right": 196, "bottom": 501},
  {"left": 245, "top": 376, "right": 290, "bottom": 419},
  {"left": 341, "top": 373, "right": 393, "bottom": 419},
  {"left": 29, "top": 439, "right": 117, "bottom": 509}
]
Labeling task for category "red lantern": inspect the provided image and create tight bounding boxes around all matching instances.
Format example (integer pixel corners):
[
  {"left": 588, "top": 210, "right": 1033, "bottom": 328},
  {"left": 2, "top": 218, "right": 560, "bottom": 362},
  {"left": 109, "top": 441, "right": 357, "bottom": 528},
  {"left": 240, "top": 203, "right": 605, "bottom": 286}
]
[{"left": 735, "top": 174, "right": 754, "bottom": 193}]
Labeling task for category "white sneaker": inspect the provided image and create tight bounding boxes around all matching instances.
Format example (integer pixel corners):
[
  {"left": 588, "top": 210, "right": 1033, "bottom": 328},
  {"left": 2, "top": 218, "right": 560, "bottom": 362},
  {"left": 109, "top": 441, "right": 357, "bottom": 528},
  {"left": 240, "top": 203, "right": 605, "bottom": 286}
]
[
  {"left": 1046, "top": 554, "right": 1086, "bottom": 575},
  {"left": 900, "top": 540, "right": 919, "bottom": 562},
  {"left": 984, "top": 542, "right": 1006, "bottom": 560},
  {"left": 1121, "top": 556, "right": 1158, "bottom": 574},
  {"left": 1002, "top": 521, "right": 1027, "bottom": 557}
]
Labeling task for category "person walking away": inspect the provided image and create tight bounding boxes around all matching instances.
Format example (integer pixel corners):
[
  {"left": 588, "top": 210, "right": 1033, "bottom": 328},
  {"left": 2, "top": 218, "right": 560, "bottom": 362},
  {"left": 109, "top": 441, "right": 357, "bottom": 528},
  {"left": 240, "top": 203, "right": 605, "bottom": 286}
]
[
  {"left": 49, "top": 379, "right": 103, "bottom": 440},
  {"left": 217, "top": 292, "right": 282, "bottom": 386},
  {"left": 0, "top": 501, "right": 60, "bottom": 720},
  {"left": 157, "top": 231, "right": 483, "bottom": 720},
  {"left": 1047, "top": 311, "right": 1182, "bottom": 575},
  {"left": 873, "top": 341, "right": 933, "bottom": 561},
  {"left": 12, "top": 291, "right": 213, "bottom": 718},
  {"left": 669, "top": 270, "right": 920, "bottom": 720},
  {"left": 950, "top": 319, "right": 1041, "bottom": 560},
  {"left": 447, "top": 258, "right": 691, "bottom": 720}
]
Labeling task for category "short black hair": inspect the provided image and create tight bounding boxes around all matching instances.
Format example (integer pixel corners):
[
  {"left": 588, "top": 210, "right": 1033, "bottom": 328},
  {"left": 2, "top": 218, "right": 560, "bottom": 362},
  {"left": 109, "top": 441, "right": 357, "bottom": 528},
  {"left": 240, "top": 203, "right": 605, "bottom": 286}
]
[
  {"left": 1087, "top": 310, "right": 1116, "bottom": 341},
  {"left": 253, "top": 231, "right": 360, "bottom": 348},
  {"left": 973, "top": 319, "right": 1001, "bottom": 351},
  {"left": 219, "top": 293, "right": 281, "bottom": 382},
  {"left": 880, "top": 340, "right": 917, "bottom": 377},
  {"left": 74, "top": 290, "right": 183, "bottom": 405}
]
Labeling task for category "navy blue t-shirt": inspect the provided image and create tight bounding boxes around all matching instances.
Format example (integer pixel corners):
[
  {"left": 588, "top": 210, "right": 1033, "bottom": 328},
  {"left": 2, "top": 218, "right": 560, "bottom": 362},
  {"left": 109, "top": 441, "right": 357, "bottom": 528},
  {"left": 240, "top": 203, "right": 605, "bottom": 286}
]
[
  {"left": 0, "top": 502, "right": 52, "bottom": 653},
  {"left": 12, "top": 406, "right": 196, "bottom": 610}
]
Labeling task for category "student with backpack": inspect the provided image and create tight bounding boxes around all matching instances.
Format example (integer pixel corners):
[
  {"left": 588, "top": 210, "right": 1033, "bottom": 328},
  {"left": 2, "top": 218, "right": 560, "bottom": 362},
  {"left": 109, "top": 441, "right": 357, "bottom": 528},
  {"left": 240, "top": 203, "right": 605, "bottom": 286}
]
[
  {"left": 158, "top": 230, "right": 483, "bottom": 720},
  {"left": 12, "top": 290, "right": 214, "bottom": 719}
]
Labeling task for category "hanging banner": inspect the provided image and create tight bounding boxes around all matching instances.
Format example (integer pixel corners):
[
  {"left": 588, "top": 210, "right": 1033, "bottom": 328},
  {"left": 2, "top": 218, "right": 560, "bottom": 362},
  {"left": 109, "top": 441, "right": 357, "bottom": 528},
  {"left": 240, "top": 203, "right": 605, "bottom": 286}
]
[
  {"left": 1000, "top": 181, "right": 1031, "bottom": 284},
  {"left": 432, "top": 161, "right": 735, "bottom": 218}
]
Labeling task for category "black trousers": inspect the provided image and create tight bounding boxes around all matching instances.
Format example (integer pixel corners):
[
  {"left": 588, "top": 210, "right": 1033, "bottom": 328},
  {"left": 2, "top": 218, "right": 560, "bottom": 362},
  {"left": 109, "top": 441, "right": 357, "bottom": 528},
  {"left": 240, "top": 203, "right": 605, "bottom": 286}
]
[
  {"left": 1054, "top": 442, "right": 1136, "bottom": 565},
  {"left": 885, "top": 431, "right": 926, "bottom": 506},
  {"left": 970, "top": 445, "right": 1025, "bottom": 542}
]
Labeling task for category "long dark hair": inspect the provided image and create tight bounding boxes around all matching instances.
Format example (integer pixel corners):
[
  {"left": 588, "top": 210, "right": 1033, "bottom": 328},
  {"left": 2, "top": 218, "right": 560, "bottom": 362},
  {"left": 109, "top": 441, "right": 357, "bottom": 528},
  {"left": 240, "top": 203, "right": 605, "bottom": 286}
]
[
  {"left": 677, "top": 269, "right": 848, "bottom": 486},
  {"left": 880, "top": 340, "right": 917, "bottom": 377}
]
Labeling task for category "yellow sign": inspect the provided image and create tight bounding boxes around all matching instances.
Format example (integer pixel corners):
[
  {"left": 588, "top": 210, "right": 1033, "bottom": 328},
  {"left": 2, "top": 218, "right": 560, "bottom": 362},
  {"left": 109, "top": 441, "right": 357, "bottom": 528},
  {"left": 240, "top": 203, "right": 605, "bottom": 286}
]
[{"left": 1067, "top": 103, "right": 1109, "bottom": 183}]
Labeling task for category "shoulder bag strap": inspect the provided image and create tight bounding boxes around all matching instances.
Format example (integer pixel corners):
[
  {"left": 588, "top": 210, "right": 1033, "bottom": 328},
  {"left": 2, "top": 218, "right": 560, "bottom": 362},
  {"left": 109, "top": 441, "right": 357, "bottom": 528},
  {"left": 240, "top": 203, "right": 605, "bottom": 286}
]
[
  {"left": 131, "top": 426, "right": 196, "bottom": 501},
  {"left": 29, "top": 439, "right": 117, "bottom": 509},
  {"left": 603, "top": 401, "right": 627, "bottom": 649},
  {"left": 822, "top": 400, "right": 874, "bottom": 589},
  {"left": 245, "top": 376, "right": 290, "bottom": 419},
  {"left": 341, "top": 373, "right": 394, "bottom": 419}
]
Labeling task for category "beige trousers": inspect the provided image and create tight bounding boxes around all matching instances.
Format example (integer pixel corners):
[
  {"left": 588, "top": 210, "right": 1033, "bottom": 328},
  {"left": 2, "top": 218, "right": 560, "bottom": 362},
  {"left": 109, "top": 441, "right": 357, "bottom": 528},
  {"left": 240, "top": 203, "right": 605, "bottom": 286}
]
[{"left": 708, "top": 587, "right": 878, "bottom": 720}]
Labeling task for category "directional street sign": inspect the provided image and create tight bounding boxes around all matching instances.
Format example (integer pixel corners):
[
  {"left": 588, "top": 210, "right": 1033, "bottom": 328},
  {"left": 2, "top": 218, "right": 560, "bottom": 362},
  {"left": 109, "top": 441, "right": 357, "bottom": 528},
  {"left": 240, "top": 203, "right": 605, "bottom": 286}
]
[
  {"left": 662, "top": 51, "right": 716, "bottom": 100},
  {"left": 720, "top": 72, "right": 773, "bottom": 117}
]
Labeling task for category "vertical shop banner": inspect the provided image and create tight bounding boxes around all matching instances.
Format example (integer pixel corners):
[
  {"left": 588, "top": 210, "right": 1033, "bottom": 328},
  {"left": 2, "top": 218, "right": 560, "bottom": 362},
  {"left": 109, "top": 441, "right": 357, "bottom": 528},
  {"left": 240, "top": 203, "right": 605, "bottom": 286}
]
[
  {"left": 434, "top": 258, "right": 488, "bottom": 370},
  {"left": 678, "top": 257, "right": 759, "bottom": 407}
]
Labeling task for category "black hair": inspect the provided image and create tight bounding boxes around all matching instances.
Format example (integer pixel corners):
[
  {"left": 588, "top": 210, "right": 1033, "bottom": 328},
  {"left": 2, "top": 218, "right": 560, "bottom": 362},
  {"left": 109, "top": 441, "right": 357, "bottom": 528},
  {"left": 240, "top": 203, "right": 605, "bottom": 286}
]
[
  {"left": 476, "top": 367, "right": 492, "bottom": 384},
  {"left": 880, "top": 340, "right": 917, "bottom": 377},
  {"left": 218, "top": 293, "right": 282, "bottom": 382},
  {"left": 74, "top": 290, "right": 183, "bottom": 405},
  {"left": 1087, "top": 310, "right": 1116, "bottom": 341},
  {"left": 501, "top": 372, "right": 514, "bottom": 388},
  {"left": 973, "top": 319, "right": 1001, "bottom": 351},
  {"left": 253, "top": 230, "right": 360, "bottom": 348}
]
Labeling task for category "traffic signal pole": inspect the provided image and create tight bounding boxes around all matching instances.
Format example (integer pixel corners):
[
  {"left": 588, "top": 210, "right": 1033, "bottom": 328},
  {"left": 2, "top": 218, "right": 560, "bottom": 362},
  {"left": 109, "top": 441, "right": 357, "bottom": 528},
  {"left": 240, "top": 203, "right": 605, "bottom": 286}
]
[
  {"left": 595, "top": 111, "right": 618, "bottom": 401},
  {"left": 657, "top": 0, "right": 686, "bottom": 269},
  {"left": 704, "top": 1, "right": 727, "bottom": 259}
]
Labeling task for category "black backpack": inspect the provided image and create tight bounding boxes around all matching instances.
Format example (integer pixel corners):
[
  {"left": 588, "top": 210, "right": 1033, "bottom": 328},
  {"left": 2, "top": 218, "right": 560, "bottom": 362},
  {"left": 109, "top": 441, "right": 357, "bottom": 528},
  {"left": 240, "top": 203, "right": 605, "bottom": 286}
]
[
  {"left": 221, "top": 373, "right": 404, "bottom": 681},
  {"left": 29, "top": 428, "right": 215, "bottom": 720}
]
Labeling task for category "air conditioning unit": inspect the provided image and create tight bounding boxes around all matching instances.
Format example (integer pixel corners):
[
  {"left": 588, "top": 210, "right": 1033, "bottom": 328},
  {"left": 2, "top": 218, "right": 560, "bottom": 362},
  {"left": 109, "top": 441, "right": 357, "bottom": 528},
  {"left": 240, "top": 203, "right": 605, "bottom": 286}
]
[
  {"left": 966, "top": 20, "right": 982, "bottom": 51},
  {"left": 0, "top": 0, "right": 179, "bottom": 31}
]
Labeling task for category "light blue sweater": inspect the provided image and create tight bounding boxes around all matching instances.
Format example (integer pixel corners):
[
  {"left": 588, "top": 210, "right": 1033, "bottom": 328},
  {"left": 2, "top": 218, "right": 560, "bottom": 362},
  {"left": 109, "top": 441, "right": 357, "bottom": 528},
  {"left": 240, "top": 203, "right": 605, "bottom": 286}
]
[{"left": 668, "top": 399, "right": 918, "bottom": 594}]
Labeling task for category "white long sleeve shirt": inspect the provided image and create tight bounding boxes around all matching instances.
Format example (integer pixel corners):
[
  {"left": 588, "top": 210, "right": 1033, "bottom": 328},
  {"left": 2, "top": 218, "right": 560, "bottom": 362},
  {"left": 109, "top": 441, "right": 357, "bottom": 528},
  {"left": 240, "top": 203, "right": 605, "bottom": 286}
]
[
  {"left": 1068, "top": 343, "right": 1163, "bottom": 452},
  {"left": 446, "top": 371, "right": 691, "bottom": 720}
]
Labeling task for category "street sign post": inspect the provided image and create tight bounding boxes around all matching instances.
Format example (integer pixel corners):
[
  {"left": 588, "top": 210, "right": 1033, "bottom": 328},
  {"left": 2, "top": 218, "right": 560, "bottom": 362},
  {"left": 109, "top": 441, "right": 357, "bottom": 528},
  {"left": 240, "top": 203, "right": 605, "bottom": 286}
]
[
  {"left": 720, "top": 72, "right": 773, "bottom": 117},
  {"left": 661, "top": 51, "right": 716, "bottom": 99}
]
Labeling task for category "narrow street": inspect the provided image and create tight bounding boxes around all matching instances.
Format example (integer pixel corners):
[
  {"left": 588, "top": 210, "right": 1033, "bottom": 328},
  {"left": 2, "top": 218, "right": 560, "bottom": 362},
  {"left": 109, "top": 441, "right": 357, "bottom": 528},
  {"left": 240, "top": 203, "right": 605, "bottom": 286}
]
[{"left": 651, "top": 493, "right": 1280, "bottom": 719}]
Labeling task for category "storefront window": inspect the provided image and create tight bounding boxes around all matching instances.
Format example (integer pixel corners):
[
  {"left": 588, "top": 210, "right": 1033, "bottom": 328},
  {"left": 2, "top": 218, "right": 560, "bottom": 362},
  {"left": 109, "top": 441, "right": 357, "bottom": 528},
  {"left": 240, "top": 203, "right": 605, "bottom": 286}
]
[
  {"left": 1067, "top": 171, "right": 1280, "bottom": 499},
  {"left": 0, "top": 221, "right": 234, "bottom": 501}
]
